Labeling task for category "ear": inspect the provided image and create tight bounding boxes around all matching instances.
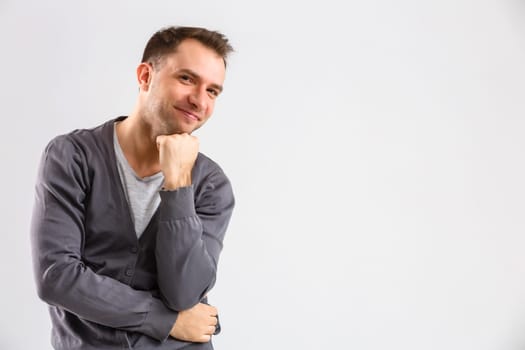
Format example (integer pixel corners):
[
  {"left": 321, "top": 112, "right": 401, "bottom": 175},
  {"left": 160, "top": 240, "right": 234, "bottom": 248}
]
[{"left": 136, "top": 62, "right": 153, "bottom": 92}]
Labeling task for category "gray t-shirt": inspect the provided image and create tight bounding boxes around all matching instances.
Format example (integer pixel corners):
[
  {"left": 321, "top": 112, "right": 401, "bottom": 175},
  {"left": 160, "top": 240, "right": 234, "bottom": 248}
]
[{"left": 113, "top": 123, "right": 164, "bottom": 238}]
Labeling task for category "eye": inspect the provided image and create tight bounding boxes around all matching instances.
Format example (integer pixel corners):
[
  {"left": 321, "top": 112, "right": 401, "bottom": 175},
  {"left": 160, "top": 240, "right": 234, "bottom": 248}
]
[
  {"left": 207, "top": 88, "right": 220, "bottom": 98},
  {"left": 179, "top": 74, "right": 194, "bottom": 84}
]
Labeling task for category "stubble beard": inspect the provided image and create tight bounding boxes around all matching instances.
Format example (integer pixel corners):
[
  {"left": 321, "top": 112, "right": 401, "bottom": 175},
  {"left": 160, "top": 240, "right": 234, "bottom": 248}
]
[
  {"left": 144, "top": 102, "right": 180, "bottom": 139},
  {"left": 144, "top": 99, "right": 204, "bottom": 138}
]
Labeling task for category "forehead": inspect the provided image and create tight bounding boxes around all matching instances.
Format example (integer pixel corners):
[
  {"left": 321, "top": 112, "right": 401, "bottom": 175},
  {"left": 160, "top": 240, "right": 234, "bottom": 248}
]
[{"left": 160, "top": 39, "right": 226, "bottom": 83}]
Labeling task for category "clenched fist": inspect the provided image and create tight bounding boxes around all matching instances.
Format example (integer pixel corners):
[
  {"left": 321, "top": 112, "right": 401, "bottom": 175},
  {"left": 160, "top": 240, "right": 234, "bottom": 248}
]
[
  {"left": 170, "top": 303, "right": 219, "bottom": 343},
  {"left": 156, "top": 133, "right": 199, "bottom": 190}
]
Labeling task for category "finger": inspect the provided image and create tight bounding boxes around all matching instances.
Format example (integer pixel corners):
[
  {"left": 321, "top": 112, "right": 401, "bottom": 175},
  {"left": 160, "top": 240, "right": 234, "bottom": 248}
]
[
  {"left": 209, "top": 305, "right": 218, "bottom": 316},
  {"left": 201, "top": 303, "right": 217, "bottom": 315},
  {"left": 206, "top": 325, "right": 216, "bottom": 335},
  {"left": 209, "top": 316, "right": 218, "bottom": 326},
  {"left": 199, "top": 334, "right": 212, "bottom": 343}
]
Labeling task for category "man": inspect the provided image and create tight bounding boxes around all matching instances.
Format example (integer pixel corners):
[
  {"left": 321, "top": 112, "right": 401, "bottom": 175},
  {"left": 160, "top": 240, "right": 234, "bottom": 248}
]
[{"left": 30, "top": 26, "right": 235, "bottom": 349}]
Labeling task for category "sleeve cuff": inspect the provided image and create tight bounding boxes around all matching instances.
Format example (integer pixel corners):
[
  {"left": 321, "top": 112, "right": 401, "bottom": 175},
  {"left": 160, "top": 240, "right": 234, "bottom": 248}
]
[
  {"left": 159, "top": 186, "right": 196, "bottom": 220},
  {"left": 141, "top": 297, "right": 178, "bottom": 342}
]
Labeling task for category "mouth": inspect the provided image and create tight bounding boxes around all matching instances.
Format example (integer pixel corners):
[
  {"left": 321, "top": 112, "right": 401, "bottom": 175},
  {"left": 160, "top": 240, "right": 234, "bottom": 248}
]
[{"left": 174, "top": 106, "right": 201, "bottom": 122}]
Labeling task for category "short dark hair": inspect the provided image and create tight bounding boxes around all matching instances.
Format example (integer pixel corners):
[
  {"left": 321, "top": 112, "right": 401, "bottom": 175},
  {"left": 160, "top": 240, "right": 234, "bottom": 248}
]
[{"left": 141, "top": 26, "right": 234, "bottom": 67}]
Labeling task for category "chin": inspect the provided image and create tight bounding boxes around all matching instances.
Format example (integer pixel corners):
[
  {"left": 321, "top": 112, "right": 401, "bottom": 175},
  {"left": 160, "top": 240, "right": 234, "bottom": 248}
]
[
  {"left": 178, "top": 122, "right": 202, "bottom": 135},
  {"left": 166, "top": 127, "right": 195, "bottom": 135},
  {"left": 157, "top": 122, "right": 184, "bottom": 136}
]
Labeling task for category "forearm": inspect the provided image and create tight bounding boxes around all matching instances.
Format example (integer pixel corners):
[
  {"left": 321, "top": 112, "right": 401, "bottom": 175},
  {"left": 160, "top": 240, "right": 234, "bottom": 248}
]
[
  {"left": 31, "top": 224, "right": 177, "bottom": 341},
  {"left": 156, "top": 187, "right": 216, "bottom": 311},
  {"left": 156, "top": 172, "right": 234, "bottom": 311}
]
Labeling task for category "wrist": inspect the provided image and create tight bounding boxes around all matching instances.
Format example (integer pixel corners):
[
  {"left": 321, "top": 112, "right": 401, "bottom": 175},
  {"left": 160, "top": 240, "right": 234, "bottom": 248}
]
[{"left": 163, "top": 172, "right": 192, "bottom": 190}]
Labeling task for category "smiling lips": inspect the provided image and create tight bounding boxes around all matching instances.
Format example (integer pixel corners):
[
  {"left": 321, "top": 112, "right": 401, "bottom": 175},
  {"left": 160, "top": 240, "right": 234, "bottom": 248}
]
[{"left": 174, "top": 106, "right": 200, "bottom": 122}]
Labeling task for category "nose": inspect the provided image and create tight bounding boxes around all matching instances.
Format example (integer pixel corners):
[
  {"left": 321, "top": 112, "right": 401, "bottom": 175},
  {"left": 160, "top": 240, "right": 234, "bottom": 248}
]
[{"left": 188, "top": 87, "right": 207, "bottom": 112}]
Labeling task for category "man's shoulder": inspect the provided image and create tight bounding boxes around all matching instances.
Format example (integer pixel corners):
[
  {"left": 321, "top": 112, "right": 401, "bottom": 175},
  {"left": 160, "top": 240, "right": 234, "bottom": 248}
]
[
  {"left": 193, "top": 152, "right": 234, "bottom": 200},
  {"left": 45, "top": 117, "right": 121, "bottom": 153},
  {"left": 41, "top": 117, "right": 123, "bottom": 171},
  {"left": 195, "top": 152, "right": 228, "bottom": 179}
]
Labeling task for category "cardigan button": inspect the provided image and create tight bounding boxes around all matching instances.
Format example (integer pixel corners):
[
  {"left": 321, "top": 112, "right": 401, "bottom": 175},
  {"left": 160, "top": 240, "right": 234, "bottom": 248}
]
[
  {"left": 130, "top": 246, "right": 138, "bottom": 254},
  {"left": 125, "top": 268, "right": 133, "bottom": 277}
]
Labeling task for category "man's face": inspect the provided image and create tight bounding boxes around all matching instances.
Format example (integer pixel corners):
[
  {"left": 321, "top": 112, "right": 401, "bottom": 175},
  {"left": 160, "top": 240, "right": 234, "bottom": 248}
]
[{"left": 141, "top": 39, "right": 226, "bottom": 136}]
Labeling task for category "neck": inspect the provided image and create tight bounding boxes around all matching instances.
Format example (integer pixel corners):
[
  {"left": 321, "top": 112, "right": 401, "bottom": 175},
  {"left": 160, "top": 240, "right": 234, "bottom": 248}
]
[{"left": 116, "top": 111, "right": 161, "bottom": 178}]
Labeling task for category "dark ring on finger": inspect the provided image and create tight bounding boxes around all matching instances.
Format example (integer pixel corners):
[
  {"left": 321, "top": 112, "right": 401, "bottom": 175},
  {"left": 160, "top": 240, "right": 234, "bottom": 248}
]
[{"left": 213, "top": 314, "right": 221, "bottom": 335}]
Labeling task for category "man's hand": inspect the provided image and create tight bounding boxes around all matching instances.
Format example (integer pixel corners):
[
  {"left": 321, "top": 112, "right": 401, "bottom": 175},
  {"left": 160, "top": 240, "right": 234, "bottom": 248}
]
[
  {"left": 156, "top": 134, "right": 199, "bottom": 190},
  {"left": 170, "top": 303, "right": 218, "bottom": 343}
]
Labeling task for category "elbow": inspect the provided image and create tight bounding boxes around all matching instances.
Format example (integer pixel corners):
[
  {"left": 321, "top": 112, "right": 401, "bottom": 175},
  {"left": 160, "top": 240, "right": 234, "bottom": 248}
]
[
  {"left": 36, "top": 279, "right": 54, "bottom": 304},
  {"left": 34, "top": 262, "right": 66, "bottom": 306},
  {"left": 161, "top": 274, "right": 217, "bottom": 311},
  {"left": 35, "top": 276, "right": 57, "bottom": 305},
  {"left": 164, "top": 294, "right": 201, "bottom": 312}
]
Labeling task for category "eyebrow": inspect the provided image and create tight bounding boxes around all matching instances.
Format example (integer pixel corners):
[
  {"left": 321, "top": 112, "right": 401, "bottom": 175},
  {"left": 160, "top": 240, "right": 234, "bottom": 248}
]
[{"left": 178, "top": 68, "right": 223, "bottom": 93}]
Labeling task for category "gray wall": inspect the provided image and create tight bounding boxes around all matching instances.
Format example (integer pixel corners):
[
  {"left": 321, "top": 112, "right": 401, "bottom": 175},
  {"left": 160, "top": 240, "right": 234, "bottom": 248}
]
[{"left": 1, "top": 0, "right": 525, "bottom": 349}]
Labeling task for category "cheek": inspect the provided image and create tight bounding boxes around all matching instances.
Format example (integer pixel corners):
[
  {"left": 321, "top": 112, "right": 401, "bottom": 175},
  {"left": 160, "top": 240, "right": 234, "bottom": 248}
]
[{"left": 207, "top": 100, "right": 216, "bottom": 114}]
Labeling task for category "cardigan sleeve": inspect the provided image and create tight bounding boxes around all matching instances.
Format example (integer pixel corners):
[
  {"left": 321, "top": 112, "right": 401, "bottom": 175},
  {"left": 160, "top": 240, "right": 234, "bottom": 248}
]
[
  {"left": 156, "top": 164, "right": 235, "bottom": 311},
  {"left": 30, "top": 135, "right": 178, "bottom": 342}
]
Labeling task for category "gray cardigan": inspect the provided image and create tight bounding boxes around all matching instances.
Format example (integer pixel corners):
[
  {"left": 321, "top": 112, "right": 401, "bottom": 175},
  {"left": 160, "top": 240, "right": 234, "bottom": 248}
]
[{"left": 30, "top": 117, "right": 235, "bottom": 349}]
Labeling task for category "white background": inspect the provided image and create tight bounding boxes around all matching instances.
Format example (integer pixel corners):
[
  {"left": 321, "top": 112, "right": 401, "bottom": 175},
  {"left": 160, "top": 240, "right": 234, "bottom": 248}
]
[{"left": 1, "top": 0, "right": 525, "bottom": 349}]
